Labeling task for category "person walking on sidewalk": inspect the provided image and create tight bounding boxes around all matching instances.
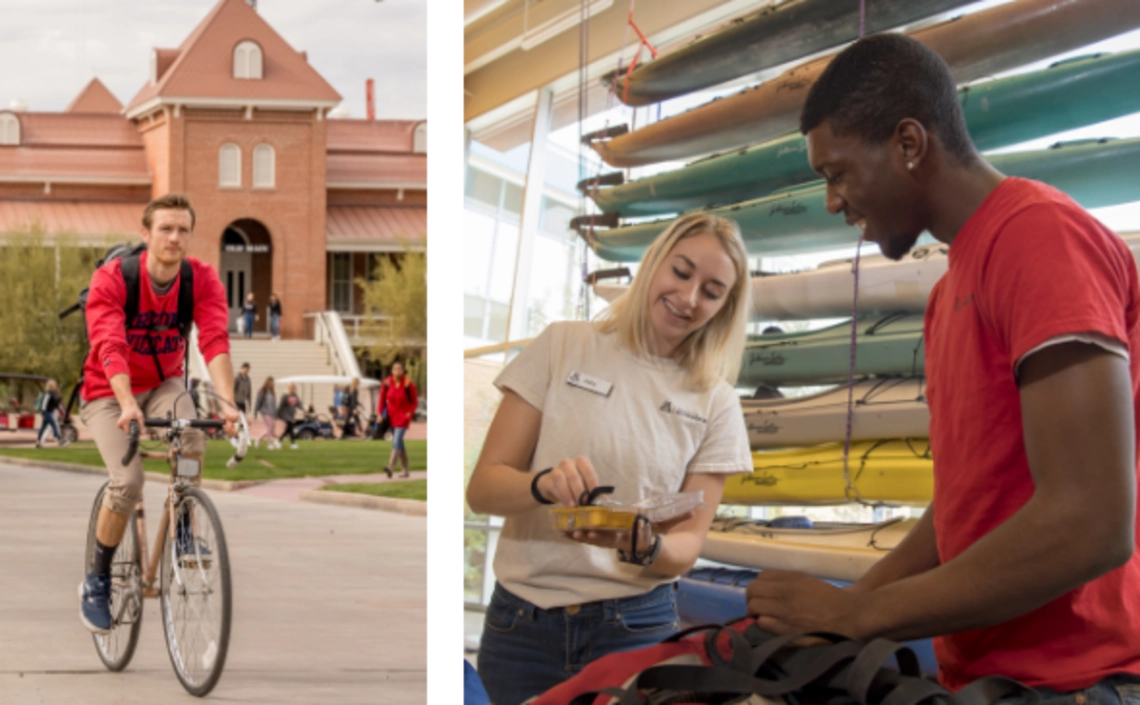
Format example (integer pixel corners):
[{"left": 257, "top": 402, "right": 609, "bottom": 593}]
[
  {"left": 254, "top": 376, "right": 276, "bottom": 449},
  {"left": 380, "top": 361, "right": 418, "bottom": 478},
  {"left": 241, "top": 292, "right": 258, "bottom": 339},
  {"left": 35, "top": 380, "right": 63, "bottom": 448},
  {"left": 273, "top": 383, "right": 302, "bottom": 450},
  {"left": 233, "top": 362, "right": 252, "bottom": 414}
]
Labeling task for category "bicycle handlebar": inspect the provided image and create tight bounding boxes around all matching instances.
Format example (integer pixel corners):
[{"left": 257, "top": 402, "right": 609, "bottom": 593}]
[{"left": 121, "top": 414, "right": 251, "bottom": 468}]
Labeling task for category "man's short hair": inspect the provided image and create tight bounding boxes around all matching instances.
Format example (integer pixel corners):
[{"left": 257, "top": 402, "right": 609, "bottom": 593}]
[
  {"left": 241, "top": 363, "right": 250, "bottom": 370},
  {"left": 800, "top": 33, "right": 975, "bottom": 163},
  {"left": 142, "top": 193, "right": 196, "bottom": 231}
]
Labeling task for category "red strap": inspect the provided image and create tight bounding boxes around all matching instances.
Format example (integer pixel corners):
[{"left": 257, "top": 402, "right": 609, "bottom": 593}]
[{"left": 621, "top": 13, "right": 658, "bottom": 104}]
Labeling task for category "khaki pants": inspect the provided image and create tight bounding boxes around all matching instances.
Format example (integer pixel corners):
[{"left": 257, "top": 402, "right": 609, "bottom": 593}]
[{"left": 81, "top": 377, "right": 206, "bottom": 513}]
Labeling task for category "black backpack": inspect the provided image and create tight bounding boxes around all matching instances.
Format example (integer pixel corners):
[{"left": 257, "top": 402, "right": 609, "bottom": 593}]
[{"left": 65, "top": 242, "right": 195, "bottom": 381}]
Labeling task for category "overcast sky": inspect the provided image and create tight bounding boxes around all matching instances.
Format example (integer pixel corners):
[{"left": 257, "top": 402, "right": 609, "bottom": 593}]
[{"left": 0, "top": 0, "right": 426, "bottom": 119}]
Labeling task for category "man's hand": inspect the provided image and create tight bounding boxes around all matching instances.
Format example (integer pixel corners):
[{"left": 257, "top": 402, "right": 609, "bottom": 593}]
[
  {"left": 116, "top": 400, "right": 145, "bottom": 435},
  {"left": 746, "top": 570, "right": 867, "bottom": 640},
  {"left": 221, "top": 404, "right": 241, "bottom": 437}
]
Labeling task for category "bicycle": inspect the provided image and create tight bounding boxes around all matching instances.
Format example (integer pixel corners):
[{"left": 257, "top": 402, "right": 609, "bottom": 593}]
[{"left": 84, "top": 413, "right": 250, "bottom": 697}]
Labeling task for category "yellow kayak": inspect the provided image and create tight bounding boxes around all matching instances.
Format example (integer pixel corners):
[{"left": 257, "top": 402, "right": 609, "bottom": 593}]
[{"left": 722, "top": 439, "right": 932, "bottom": 506}]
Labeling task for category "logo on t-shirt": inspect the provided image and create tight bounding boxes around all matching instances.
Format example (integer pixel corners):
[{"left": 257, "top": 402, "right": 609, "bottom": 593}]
[
  {"left": 953, "top": 293, "right": 975, "bottom": 312},
  {"left": 659, "top": 400, "right": 707, "bottom": 424}
]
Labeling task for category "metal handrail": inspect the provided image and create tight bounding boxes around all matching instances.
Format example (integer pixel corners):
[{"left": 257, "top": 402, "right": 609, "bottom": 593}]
[{"left": 463, "top": 338, "right": 534, "bottom": 359}]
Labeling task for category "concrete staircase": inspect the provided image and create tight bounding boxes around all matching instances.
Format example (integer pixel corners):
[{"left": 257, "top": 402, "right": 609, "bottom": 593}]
[{"left": 191, "top": 338, "right": 343, "bottom": 418}]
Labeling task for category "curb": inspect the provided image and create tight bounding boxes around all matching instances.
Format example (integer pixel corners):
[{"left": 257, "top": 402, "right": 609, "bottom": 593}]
[
  {"left": 298, "top": 489, "right": 427, "bottom": 516},
  {"left": 0, "top": 455, "right": 261, "bottom": 493}
]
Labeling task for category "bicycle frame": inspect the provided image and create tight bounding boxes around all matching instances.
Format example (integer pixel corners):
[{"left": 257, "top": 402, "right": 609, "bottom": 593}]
[{"left": 122, "top": 415, "right": 248, "bottom": 598}]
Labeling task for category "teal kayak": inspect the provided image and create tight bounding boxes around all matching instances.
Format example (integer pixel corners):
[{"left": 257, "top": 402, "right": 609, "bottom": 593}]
[
  {"left": 590, "top": 137, "right": 1140, "bottom": 263},
  {"left": 739, "top": 313, "right": 924, "bottom": 387},
  {"left": 590, "top": 50, "right": 1140, "bottom": 217},
  {"left": 611, "top": 0, "right": 973, "bottom": 107}
]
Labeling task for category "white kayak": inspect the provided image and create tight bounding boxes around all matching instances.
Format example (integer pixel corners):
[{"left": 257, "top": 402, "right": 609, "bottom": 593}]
[
  {"left": 701, "top": 517, "right": 917, "bottom": 582},
  {"left": 592, "top": 233, "right": 1140, "bottom": 321},
  {"left": 742, "top": 378, "right": 928, "bottom": 449}
]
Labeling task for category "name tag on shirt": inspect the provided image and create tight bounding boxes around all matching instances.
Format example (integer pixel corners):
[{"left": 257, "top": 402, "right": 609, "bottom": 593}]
[{"left": 566, "top": 370, "right": 612, "bottom": 397}]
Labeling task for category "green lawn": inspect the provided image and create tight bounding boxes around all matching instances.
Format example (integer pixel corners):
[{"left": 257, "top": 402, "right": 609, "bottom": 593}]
[
  {"left": 0, "top": 439, "right": 426, "bottom": 483},
  {"left": 324, "top": 480, "right": 427, "bottom": 502}
]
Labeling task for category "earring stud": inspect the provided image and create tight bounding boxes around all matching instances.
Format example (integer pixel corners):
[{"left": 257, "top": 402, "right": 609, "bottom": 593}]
[{"left": 906, "top": 161, "right": 915, "bottom": 171}]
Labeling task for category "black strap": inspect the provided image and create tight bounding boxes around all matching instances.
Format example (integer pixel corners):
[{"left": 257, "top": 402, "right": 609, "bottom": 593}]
[{"left": 847, "top": 639, "right": 922, "bottom": 705}]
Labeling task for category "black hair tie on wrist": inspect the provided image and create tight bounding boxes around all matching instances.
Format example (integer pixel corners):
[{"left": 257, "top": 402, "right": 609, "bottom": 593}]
[{"left": 531, "top": 468, "right": 555, "bottom": 505}]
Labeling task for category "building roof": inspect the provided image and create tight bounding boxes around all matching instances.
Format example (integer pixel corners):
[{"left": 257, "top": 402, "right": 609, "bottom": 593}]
[
  {"left": 0, "top": 201, "right": 146, "bottom": 240},
  {"left": 16, "top": 113, "right": 143, "bottom": 149},
  {"left": 327, "top": 153, "right": 426, "bottom": 188},
  {"left": 327, "top": 119, "right": 424, "bottom": 154},
  {"left": 125, "top": 0, "right": 341, "bottom": 117},
  {"left": 326, "top": 205, "right": 426, "bottom": 250},
  {"left": 0, "top": 147, "right": 150, "bottom": 183},
  {"left": 65, "top": 79, "right": 124, "bottom": 114}
]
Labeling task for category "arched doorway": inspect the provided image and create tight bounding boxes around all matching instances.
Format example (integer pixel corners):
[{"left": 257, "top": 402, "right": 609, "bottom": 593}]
[{"left": 219, "top": 219, "right": 273, "bottom": 334}]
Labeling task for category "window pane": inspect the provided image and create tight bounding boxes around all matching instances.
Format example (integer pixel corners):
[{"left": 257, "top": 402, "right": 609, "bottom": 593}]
[{"left": 465, "top": 168, "right": 501, "bottom": 210}]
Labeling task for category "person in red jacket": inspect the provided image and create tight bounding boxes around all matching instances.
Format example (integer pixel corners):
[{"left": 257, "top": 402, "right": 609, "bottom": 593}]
[
  {"left": 381, "top": 361, "right": 418, "bottom": 478},
  {"left": 78, "top": 193, "right": 238, "bottom": 635}
]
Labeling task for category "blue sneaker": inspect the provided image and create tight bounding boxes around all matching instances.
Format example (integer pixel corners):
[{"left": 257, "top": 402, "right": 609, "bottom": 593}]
[
  {"left": 175, "top": 521, "right": 213, "bottom": 568},
  {"left": 78, "top": 573, "right": 112, "bottom": 633}
]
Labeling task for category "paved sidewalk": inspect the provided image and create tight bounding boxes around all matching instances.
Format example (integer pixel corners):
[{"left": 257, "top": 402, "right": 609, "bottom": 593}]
[{"left": 0, "top": 459, "right": 426, "bottom": 704}]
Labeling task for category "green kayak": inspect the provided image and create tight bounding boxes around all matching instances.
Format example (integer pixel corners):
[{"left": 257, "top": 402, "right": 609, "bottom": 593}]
[
  {"left": 739, "top": 313, "right": 924, "bottom": 387},
  {"left": 589, "top": 137, "right": 1140, "bottom": 263},
  {"left": 610, "top": 0, "right": 973, "bottom": 107},
  {"left": 590, "top": 50, "right": 1140, "bottom": 217}
]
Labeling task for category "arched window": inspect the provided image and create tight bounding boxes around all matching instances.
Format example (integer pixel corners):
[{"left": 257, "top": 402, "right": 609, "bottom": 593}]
[
  {"left": 253, "top": 143, "right": 275, "bottom": 188},
  {"left": 233, "top": 40, "right": 263, "bottom": 80},
  {"left": 0, "top": 114, "right": 19, "bottom": 146},
  {"left": 219, "top": 143, "right": 242, "bottom": 187},
  {"left": 413, "top": 122, "right": 427, "bottom": 153}
]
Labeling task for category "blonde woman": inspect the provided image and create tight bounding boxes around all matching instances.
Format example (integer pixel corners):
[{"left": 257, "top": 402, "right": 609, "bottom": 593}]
[
  {"left": 35, "top": 380, "right": 63, "bottom": 448},
  {"left": 467, "top": 213, "right": 753, "bottom": 705}
]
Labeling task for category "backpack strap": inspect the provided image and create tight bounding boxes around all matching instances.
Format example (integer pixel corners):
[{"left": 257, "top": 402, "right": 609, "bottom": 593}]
[
  {"left": 177, "top": 259, "right": 194, "bottom": 339},
  {"left": 120, "top": 253, "right": 142, "bottom": 329}
]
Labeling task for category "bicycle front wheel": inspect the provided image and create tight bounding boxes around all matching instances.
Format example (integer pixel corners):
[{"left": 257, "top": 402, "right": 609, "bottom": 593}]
[
  {"left": 159, "top": 487, "right": 232, "bottom": 697},
  {"left": 85, "top": 481, "right": 143, "bottom": 671}
]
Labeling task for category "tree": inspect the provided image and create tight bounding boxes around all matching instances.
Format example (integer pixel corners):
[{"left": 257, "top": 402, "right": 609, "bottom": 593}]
[
  {"left": 0, "top": 228, "right": 102, "bottom": 400},
  {"left": 358, "top": 247, "right": 427, "bottom": 390}
]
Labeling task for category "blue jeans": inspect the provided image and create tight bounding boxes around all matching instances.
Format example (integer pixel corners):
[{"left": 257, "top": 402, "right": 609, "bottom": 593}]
[
  {"left": 37, "top": 410, "right": 59, "bottom": 442},
  {"left": 1019, "top": 675, "right": 1140, "bottom": 705},
  {"left": 392, "top": 426, "right": 407, "bottom": 451},
  {"left": 270, "top": 314, "right": 280, "bottom": 337},
  {"left": 242, "top": 313, "right": 255, "bottom": 338},
  {"left": 477, "top": 581, "right": 679, "bottom": 705}
]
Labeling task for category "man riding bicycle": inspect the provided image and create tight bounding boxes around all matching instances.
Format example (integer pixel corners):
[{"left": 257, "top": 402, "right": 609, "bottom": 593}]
[{"left": 78, "top": 193, "right": 238, "bottom": 634}]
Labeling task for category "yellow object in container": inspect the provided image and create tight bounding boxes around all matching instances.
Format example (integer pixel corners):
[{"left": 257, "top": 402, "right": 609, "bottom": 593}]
[{"left": 551, "top": 506, "right": 638, "bottom": 532}]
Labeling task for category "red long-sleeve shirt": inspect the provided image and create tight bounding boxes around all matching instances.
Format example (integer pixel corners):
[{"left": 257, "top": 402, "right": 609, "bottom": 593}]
[
  {"left": 81, "top": 251, "right": 230, "bottom": 402},
  {"left": 380, "top": 376, "right": 418, "bottom": 429}
]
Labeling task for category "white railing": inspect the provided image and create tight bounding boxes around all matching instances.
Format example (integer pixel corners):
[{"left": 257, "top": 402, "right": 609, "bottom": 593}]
[
  {"left": 304, "top": 311, "right": 362, "bottom": 379},
  {"left": 188, "top": 325, "right": 209, "bottom": 380}
]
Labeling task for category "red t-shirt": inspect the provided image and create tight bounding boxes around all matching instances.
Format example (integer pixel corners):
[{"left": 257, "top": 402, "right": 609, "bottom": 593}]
[
  {"left": 925, "top": 178, "right": 1140, "bottom": 691},
  {"left": 81, "top": 251, "right": 230, "bottom": 401}
]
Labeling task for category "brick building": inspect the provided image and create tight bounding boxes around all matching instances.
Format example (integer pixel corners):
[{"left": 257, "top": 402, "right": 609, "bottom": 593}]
[{"left": 0, "top": 0, "right": 426, "bottom": 339}]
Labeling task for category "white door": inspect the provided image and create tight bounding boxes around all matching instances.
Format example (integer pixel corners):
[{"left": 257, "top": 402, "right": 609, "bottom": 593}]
[{"left": 220, "top": 250, "right": 253, "bottom": 332}]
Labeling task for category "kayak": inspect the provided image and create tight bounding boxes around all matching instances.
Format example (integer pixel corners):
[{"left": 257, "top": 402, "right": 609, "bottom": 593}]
[
  {"left": 678, "top": 567, "right": 938, "bottom": 676},
  {"left": 590, "top": 136, "right": 1140, "bottom": 263},
  {"left": 595, "top": 233, "right": 1140, "bottom": 320},
  {"left": 742, "top": 378, "right": 929, "bottom": 449},
  {"left": 590, "top": 49, "right": 1140, "bottom": 217},
  {"left": 721, "top": 439, "right": 934, "bottom": 506},
  {"left": 610, "top": 0, "right": 973, "bottom": 107},
  {"left": 591, "top": 0, "right": 1140, "bottom": 167},
  {"left": 700, "top": 517, "right": 916, "bottom": 580},
  {"left": 739, "top": 313, "right": 924, "bottom": 387}
]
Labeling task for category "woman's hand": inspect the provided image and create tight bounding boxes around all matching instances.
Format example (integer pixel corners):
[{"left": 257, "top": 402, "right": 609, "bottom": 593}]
[{"left": 535, "top": 456, "right": 600, "bottom": 507}]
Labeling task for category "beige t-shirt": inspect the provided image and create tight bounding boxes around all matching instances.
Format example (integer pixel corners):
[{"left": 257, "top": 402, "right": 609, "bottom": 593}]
[{"left": 492, "top": 320, "right": 751, "bottom": 609}]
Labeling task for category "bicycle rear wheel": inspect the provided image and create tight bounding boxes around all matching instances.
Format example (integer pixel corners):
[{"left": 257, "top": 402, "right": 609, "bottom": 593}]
[
  {"left": 85, "top": 481, "right": 143, "bottom": 671},
  {"left": 160, "top": 487, "right": 232, "bottom": 697}
]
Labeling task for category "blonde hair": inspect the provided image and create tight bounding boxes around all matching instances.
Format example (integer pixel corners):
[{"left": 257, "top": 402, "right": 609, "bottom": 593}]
[{"left": 596, "top": 213, "right": 750, "bottom": 390}]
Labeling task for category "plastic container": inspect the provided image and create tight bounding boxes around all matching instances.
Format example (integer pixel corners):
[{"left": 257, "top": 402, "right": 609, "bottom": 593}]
[{"left": 551, "top": 491, "right": 705, "bottom": 532}]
